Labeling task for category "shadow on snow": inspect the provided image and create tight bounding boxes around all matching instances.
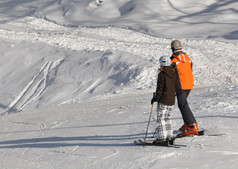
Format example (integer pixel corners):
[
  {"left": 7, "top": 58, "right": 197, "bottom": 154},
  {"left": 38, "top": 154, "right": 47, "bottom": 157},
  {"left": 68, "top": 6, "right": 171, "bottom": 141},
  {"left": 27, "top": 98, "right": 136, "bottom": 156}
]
[
  {"left": 0, "top": 133, "right": 145, "bottom": 149},
  {"left": 0, "top": 114, "right": 237, "bottom": 149}
]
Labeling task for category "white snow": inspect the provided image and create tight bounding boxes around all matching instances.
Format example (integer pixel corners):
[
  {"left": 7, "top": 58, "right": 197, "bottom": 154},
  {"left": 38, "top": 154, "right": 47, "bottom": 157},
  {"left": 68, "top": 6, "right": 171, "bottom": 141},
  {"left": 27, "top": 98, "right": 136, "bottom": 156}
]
[{"left": 0, "top": 0, "right": 238, "bottom": 168}]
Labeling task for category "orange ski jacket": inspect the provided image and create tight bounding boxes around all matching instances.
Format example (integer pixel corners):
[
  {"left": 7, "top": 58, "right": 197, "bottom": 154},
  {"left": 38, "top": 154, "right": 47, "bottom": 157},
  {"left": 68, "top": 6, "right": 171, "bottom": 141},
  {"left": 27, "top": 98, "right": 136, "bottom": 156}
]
[{"left": 170, "top": 50, "right": 193, "bottom": 90}]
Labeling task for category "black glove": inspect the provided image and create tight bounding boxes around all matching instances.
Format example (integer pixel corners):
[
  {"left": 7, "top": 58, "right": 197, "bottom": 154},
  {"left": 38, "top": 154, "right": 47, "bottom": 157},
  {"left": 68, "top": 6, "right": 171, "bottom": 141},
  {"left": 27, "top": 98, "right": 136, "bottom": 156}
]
[
  {"left": 151, "top": 97, "right": 157, "bottom": 105},
  {"left": 151, "top": 92, "right": 157, "bottom": 105}
]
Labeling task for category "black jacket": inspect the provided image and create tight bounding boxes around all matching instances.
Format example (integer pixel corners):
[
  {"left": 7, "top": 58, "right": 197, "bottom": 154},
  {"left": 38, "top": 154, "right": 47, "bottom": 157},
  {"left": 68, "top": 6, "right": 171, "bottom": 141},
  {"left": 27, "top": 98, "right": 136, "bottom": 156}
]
[{"left": 156, "top": 66, "right": 180, "bottom": 106}]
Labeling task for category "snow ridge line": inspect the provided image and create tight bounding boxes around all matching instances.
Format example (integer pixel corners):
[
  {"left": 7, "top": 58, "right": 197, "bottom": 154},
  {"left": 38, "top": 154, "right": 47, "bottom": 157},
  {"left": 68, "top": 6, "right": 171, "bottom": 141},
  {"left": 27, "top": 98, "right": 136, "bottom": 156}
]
[
  {"left": 0, "top": 17, "right": 166, "bottom": 60},
  {"left": 2, "top": 59, "right": 63, "bottom": 114}
]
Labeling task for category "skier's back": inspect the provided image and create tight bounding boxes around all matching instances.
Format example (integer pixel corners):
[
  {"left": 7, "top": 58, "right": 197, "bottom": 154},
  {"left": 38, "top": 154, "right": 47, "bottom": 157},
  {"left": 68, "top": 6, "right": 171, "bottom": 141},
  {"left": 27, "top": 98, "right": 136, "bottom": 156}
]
[
  {"left": 151, "top": 56, "right": 180, "bottom": 143},
  {"left": 170, "top": 40, "right": 199, "bottom": 136}
]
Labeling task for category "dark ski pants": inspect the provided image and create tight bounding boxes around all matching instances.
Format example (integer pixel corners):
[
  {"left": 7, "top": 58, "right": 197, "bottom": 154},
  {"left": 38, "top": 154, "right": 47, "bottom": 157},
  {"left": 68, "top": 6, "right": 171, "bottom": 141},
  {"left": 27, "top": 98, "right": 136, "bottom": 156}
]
[{"left": 177, "top": 89, "right": 196, "bottom": 126}]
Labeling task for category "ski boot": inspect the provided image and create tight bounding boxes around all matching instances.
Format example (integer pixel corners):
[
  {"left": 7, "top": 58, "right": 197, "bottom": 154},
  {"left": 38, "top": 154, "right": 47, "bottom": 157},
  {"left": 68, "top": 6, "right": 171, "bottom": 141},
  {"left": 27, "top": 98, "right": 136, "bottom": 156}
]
[
  {"left": 167, "top": 137, "right": 175, "bottom": 145},
  {"left": 182, "top": 123, "right": 199, "bottom": 136},
  {"left": 179, "top": 123, "right": 189, "bottom": 131}
]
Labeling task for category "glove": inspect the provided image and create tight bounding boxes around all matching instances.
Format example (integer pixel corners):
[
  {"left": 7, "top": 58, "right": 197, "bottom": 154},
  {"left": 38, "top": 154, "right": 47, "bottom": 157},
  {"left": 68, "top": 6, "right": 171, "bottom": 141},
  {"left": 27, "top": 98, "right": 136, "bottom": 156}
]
[{"left": 151, "top": 97, "right": 157, "bottom": 105}]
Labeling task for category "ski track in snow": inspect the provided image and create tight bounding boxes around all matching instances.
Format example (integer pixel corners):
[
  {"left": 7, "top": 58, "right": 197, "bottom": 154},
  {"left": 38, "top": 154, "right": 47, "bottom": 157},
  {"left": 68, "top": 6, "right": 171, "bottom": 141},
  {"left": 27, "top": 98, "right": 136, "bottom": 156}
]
[
  {"left": 0, "top": 16, "right": 238, "bottom": 111},
  {"left": 1, "top": 59, "right": 64, "bottom": 113},
  {"left": 0, "top": 86, "right": 237, "bottom": 169}
]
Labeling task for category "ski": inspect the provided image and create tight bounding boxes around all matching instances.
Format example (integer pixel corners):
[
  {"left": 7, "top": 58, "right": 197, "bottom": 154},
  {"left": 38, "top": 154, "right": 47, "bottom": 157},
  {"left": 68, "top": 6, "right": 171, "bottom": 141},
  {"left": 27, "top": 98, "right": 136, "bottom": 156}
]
[
  {"left": 134, "top": 139, "right": 186, "bottom": 148},
  {"left": 176, "top": 129, "right": 226, "bottom": 138},
  {"left": 135, "top": 129, "right": 225, "bottom": 147},
  {"left": 198, "top": 129, "right": 226, "bottom": 136}
]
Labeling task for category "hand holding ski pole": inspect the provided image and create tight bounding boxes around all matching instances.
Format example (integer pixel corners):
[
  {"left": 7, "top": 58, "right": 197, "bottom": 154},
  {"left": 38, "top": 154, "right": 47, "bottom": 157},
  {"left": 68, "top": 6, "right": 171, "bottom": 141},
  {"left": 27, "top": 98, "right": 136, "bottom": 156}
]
[{"left": 151, "top": 92, "right": 157, "bottom": 105}]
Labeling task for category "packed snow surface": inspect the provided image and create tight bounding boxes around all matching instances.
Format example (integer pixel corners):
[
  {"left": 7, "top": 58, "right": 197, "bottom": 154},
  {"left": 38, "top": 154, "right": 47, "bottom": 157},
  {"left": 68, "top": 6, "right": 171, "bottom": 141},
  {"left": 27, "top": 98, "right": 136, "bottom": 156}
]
[{"left": 0, "top": 0, "right": 238, "bottom": 168}]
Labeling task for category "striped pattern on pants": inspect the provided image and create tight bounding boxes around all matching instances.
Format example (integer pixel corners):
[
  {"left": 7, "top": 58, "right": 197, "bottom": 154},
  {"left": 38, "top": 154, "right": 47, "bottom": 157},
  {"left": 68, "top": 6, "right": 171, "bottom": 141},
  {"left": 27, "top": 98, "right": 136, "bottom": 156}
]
[{"left": 155, "top": 103, "right": 173, "bottom": 140}]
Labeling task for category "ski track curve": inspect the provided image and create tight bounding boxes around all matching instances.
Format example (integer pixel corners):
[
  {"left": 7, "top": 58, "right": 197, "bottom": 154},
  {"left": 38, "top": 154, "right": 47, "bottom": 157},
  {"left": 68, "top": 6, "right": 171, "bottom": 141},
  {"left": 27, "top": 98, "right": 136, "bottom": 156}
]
[{"left": 3, "top": 59, "right": 64, "bottom": 113}]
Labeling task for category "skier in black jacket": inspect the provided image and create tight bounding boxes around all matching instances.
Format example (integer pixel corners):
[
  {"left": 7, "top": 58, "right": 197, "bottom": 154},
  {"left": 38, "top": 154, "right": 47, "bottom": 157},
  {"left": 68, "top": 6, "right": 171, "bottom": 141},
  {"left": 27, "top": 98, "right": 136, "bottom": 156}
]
[{"left": 151, "top": 56, "right": 180, "bottom": 143}]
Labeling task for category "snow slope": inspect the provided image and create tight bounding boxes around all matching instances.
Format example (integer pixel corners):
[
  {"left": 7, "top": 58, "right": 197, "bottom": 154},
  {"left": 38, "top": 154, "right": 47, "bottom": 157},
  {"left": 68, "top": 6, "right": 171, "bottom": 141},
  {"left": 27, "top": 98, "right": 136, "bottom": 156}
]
[
  {"left": 0, "top": 16, "right": 237, "bottom": 113},
  {"left": 0, "top": 0, "right": 238, "bottom": 168}
]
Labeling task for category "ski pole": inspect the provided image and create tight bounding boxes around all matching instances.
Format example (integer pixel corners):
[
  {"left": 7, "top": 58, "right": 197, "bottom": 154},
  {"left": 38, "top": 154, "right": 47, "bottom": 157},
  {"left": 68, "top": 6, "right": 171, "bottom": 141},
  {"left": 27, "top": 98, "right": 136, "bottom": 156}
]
[{"left": 143, "top": 103, "right": 154, "bottom": 146}]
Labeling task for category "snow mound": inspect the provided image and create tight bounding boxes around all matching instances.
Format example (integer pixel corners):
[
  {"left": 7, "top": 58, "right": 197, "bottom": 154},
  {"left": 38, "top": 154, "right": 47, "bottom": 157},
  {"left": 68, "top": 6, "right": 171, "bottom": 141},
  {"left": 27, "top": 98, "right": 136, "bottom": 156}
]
[
  {"left": 0, "top": 0, "right": 238, "bottom": 112},
  {"left": 1, "top": 0, "right": 238, "bottom": 39},
  {"left": 87, "top": 0, "right": 135, "bottom": 19},
  {"left": 0, "top": 16, "right": 238, "bottom": 112}
]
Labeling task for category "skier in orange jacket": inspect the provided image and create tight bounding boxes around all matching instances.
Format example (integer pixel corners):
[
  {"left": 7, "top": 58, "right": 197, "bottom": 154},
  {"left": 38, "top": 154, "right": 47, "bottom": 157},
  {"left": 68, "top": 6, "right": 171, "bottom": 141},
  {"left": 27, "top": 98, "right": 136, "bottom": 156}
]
[{"left": 170, "top": 40, "right": 198, "bottom": 136}]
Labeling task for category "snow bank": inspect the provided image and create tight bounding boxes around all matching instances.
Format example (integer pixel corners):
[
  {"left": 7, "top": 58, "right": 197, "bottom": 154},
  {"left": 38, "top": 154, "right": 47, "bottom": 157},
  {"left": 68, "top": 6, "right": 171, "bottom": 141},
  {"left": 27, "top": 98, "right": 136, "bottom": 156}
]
[
  {"left": 0, "top": 0, "right": 237, "bottom": 118},
  {"left": 0, "top": 14, "right": 238, "bottom": 112},
  {"left": 1, "top": 0, "right": 238, "bottom": 39}
]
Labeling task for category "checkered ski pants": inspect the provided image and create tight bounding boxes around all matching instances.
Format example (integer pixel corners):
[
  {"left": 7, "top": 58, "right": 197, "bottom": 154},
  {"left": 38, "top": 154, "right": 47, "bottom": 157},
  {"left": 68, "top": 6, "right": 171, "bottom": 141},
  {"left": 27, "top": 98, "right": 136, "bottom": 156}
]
[{"left": 155, "top": 103, "right": 173, "bottom": 140}]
